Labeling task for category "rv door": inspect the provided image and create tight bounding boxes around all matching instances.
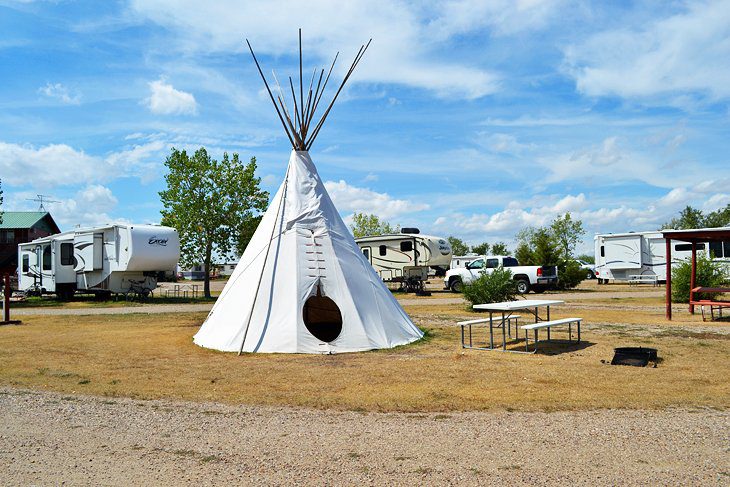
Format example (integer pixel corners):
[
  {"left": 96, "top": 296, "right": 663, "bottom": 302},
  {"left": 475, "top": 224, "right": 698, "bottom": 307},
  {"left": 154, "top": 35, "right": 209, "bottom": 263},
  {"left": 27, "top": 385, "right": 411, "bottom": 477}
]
[{"left": 76, "top": 233, "right": 104, "bottom": 271}]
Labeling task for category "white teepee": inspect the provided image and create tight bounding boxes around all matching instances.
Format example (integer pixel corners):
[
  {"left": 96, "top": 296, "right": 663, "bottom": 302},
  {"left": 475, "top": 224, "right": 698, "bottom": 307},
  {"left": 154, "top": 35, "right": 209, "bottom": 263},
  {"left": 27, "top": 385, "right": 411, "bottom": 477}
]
[{"left": 193, "top": 32, "right": 423, "bottom": 353}]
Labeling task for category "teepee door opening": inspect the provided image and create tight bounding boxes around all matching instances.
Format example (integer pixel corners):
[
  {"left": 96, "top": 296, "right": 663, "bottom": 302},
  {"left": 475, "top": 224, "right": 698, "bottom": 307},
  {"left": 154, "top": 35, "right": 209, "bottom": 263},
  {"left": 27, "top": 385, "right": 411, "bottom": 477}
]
[{"left": 303, "top": 286, "right": 342, "bottom": 342}]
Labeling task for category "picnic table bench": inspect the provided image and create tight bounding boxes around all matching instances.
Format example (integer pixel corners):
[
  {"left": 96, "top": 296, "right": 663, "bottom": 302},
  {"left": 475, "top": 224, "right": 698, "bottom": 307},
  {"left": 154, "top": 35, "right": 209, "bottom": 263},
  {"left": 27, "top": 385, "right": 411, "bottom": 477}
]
[
  {"left": 521, "top": 317, "right": 582, "bottom": 353},
  {"left": 690, "top": 286, "right": 730, "bottom": 321},
  {"left": 458, "top": 315, "right": 521, "bottom": 349}
]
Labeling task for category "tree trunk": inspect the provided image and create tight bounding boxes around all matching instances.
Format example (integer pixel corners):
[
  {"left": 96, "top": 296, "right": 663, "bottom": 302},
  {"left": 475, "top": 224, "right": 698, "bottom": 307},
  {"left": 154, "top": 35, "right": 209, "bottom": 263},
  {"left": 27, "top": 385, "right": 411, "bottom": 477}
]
[{"left": 204, "top": 241, "right": 213, "bottom": 298}]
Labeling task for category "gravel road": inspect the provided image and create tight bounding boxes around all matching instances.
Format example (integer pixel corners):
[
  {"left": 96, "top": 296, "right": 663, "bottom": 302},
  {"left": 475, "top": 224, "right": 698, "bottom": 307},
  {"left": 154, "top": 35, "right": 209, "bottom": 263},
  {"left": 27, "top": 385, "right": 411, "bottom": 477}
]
[{"left": 1, "top": 388, "right": 728, "bottom": 485}]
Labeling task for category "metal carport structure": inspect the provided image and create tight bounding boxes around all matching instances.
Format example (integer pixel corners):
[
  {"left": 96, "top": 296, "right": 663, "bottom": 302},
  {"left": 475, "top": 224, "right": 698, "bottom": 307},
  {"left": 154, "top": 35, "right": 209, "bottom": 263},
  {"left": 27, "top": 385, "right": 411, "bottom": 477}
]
[{"left": 662, "top": 227, "right": 730, "bottom": 320}]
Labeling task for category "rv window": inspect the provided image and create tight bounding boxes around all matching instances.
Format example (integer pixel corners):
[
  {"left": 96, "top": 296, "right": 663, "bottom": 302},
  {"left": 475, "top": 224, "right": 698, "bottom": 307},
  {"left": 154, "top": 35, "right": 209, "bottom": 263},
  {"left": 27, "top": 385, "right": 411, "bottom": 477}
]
[
  {"left": 709, "top": 241, "right": 723, "bottom": 258},
  {"left": 502, "top": 257, "right": 519, "bottom": 267},
  {"left": 379, "top": 245, "right": 387, "bottom": 256},
  {"left": 60, "top": 243, "right": 74, "bottom": 266},
  {"left": 42, "top": 245, "right": 52, "bottom": 271},
  {"left": 486, "top": 258, "right": 499, "bottom": 268},
  {"left": 362, "top": 248, "right": 369, "bottom": 259},
  {"left": 400, "top": 241, "right": 413, "bottom": 252},
  {"left": 600, "top": 246, "right": 605, "bottom": 257},
  {"left": 675, "top": 243, "right": 705, "bottom": 252},
  {"left": 22, "top": 255, "right": 29, "bottom": 273}
]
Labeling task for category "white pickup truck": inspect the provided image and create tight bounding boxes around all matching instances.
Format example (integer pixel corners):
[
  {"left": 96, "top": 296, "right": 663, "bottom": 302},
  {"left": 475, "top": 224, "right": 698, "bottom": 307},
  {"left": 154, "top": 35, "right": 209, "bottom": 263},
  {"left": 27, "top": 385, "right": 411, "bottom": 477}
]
[{"left": 444, "top": 255, "right": 558, "bottom": 294}]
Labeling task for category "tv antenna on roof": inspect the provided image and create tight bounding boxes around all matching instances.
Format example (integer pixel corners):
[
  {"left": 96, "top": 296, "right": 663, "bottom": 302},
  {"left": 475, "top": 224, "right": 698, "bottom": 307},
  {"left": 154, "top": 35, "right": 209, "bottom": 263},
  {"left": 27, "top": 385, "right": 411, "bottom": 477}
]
[{"left": 26, "top": 194, "right": 60, "bottom": 212}]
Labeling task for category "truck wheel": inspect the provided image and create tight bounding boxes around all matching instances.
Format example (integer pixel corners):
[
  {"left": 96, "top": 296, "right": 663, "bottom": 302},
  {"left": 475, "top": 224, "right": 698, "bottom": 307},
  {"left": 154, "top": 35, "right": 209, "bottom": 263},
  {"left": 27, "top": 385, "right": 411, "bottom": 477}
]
[
  {"left": 516, "top": 279, "right": 530, "bottom": 294},
  {"left": 449, "top": 278, "right": 463, "bottom": 293},
  {"left": 586, "top": 270, "right": 595, "bottom": 280}
]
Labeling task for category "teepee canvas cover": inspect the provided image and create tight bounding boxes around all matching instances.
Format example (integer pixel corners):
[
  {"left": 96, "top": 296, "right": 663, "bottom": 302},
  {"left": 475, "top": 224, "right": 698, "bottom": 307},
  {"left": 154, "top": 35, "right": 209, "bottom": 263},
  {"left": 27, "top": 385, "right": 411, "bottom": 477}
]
[{"left": 193, "top": 32, "right": 422, "bottom": 353}]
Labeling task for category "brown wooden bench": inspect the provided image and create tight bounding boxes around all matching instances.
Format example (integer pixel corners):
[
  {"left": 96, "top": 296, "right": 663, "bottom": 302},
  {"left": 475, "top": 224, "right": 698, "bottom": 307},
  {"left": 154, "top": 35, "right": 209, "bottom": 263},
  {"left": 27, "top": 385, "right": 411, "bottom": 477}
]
[{"left": 690, "top": 287, "right": 730, "bottom": 321}]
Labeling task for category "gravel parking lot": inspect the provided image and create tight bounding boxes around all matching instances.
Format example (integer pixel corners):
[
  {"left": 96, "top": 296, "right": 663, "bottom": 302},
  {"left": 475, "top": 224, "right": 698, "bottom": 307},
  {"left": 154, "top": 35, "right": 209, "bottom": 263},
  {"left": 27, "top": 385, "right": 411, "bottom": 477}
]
[{"left": 1, "top": 388, "right": 728, "bottom": 485}]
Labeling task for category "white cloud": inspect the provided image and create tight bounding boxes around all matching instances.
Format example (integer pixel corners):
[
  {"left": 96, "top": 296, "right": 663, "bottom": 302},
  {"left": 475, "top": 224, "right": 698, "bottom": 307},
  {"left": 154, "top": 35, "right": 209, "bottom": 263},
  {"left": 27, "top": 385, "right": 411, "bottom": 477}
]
[
  {"left": 703, "top": 193, "right": 730, "bottom": 211},
  {"left": 564, "top": 1, "right": 730, "bottom": 103},
  {"left": 479, "top": 132, "right": 533, "bottom": 154},
  {"left": 0, "top": 140, "right": 172, "bottom": 189},
  {"left": 363, "top": 172, "right": 379, "bottom": 182},
  {"left": 324, "top": 179, "right": 429, "bottom": 222},
  {"left": 38, "top": 82, "right": 81, "bottom": 105},
  {"left": 49, "top": 185, "right": 122, "bottom": 228},
  {"left": 659, "top": 187, "right": 690, "bottom": 207},
  {"left": 144, "top": 78, "right": 198, "bottom": 115},
  {"left": 434, "top": 193, "right": 588, "bottom": 239},
  {"left": 128, "top": 0, "right": 504, "bottom": 99},
  {"left": 0, "top": 141, "right": 109, "bottom": 187},
  {"left": 537, "top": 136, "right": 690, "bottom": 188},
  {"left": 432, "top": 0, "right": 566, "bottom": 37},
  {"left": 8, "top": 186, "right": 122, "bottom": 229}
]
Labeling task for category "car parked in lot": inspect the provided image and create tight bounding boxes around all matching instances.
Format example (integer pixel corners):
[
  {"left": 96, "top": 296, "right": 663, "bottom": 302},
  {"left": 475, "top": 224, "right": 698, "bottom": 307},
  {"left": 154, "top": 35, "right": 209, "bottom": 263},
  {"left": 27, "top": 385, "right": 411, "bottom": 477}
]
[{"left": 577, "top": 260, "right": 596, "bottom": 279}]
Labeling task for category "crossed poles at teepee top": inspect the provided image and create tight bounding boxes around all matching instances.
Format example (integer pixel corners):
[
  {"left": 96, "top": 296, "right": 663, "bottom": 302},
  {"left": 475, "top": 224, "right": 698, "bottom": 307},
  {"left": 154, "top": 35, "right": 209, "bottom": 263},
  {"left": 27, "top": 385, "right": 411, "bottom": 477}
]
[{"left": 246, "top": 29, "right": 371, "bottom": 151}]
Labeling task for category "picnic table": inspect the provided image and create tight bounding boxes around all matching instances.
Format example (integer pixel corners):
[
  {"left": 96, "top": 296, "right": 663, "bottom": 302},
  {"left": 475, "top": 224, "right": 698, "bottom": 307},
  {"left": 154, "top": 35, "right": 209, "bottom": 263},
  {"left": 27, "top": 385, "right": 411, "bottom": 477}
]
[
  {"left": 463, "top": 299, "right": 581, "bottom": 353},
  {"left": 690, "top": 286, "right": 730, "bottom": 321}
]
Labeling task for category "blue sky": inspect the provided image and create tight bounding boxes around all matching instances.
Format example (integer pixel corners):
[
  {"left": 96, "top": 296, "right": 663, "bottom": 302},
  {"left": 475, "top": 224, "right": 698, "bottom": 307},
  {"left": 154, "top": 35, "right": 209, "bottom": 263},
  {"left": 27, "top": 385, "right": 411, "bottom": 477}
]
[{"left": 2, "top": 0, "right": 729, "bottom": 254}]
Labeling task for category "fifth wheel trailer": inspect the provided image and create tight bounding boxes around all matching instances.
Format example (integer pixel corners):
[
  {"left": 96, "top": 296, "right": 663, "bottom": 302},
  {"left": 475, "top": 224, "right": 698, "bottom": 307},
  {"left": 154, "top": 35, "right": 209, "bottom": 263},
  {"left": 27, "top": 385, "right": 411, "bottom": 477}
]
[
  {"left": 593, "top": 229, "right": 730, "bottom": 282},
  {"left": 18, "top": 224, "right": 180, "bottom": 299},
  {"left": 355, "top": 230, "right": 452, "bottom": 285}
]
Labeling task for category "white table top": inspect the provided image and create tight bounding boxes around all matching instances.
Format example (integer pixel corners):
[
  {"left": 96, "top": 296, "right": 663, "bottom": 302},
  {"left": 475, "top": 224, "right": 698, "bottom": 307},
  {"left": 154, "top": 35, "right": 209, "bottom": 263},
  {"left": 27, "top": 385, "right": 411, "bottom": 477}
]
[{"left": 473, "top": 299, "right": 564, "bottom": 311}]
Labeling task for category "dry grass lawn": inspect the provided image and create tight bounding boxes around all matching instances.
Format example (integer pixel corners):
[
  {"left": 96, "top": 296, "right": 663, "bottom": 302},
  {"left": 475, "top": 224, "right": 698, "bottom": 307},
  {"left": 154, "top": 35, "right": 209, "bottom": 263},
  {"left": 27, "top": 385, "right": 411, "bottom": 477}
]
[{"left": 1, "top": 300, "right": 728, "bottom": 412}]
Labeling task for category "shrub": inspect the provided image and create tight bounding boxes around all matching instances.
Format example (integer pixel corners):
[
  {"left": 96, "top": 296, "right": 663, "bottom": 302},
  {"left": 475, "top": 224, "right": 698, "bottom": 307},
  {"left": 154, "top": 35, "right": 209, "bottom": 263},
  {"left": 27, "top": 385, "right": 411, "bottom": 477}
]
[
  {"left": 463, "top": 267, "right": 517, "bottom": 305},
  {"left": 556, "top": 259, "right": 585, "bottom": 290},
  {"left": 671, "top": 254, "right": 728, "bottom": 303}
]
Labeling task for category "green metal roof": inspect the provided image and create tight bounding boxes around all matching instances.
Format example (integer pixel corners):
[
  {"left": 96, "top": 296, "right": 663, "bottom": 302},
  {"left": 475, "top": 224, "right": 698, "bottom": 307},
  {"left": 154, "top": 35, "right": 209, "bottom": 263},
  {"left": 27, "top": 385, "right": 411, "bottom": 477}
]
[{"left": 0, "top": 211, "right": 55, "bottom": 229}]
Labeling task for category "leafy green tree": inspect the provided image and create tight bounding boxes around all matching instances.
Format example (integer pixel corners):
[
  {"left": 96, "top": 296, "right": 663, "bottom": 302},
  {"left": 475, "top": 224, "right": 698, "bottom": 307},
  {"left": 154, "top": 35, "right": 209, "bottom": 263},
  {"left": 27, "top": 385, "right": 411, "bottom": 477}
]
[
  {"left": 350, "top": 212, "right": 398, "bottom": 238},
  {"left": 514, "top": 220, "right": 583, "bottom": 289},
  {"left": 671, "top": 254, "right": 728, "bottom": 303},
  {"left": 447, "top": 236, "right": 470, "bottom": 256},
  {"left": 557, "top": 260, "right": 586, "bottom": 289},
  {"left": 551, "top": 212, "right": 585, "bottom": 261},
  {"left": 704, "top": 204, "right": 730, "bottom": 228},
  {"left": 532, "top": 227, "right": 561, "bottom": 266},
  {"left": 514, "top": 242, "right": 535, "bottom": 265},
  {"left": 491, "top": 242, "right": 509, "bottom": 255},
  {"left": 159, "top": 148, "right": 269, "bottom": 298},
  {"left": 663, "top": 206, "right": 705, "bottom": 230},
  {"left": 462, "top": 267, "right": 516, "bottom": 305},
  {"left": 471, "top": 242, "right": 490, "bottom": 255},
  {"left": 514, "top": 227, "right": 538, "bottom": 264}
]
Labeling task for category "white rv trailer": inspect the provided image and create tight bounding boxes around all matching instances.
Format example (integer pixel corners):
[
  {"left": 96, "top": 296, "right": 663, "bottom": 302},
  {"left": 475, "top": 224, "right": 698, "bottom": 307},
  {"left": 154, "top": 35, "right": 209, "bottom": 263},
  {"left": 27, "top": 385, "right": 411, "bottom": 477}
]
[
  {"left": 18, "top": 224, "right": 180, "bottom": 299},
  {"left": 450, "top": 254, "right": 480, "bottom": 270},
  {"left": 594, "top": 228, "right": 730, "bottom": 282},
  {"left": 355, "top": 231, "right": 452, "bottom": 283}
]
